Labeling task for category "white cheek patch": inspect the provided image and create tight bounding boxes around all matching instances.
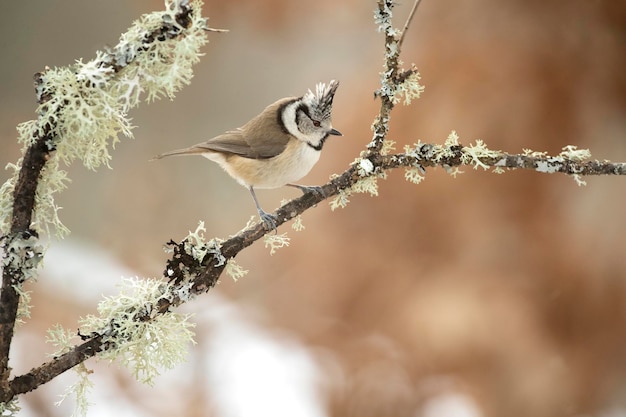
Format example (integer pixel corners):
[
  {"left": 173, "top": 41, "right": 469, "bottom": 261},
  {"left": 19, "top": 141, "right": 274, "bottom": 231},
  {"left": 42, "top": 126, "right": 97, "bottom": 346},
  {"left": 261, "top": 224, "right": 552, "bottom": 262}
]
[{"left": 281, "top": 101, "right": 310, "bottom": 143}]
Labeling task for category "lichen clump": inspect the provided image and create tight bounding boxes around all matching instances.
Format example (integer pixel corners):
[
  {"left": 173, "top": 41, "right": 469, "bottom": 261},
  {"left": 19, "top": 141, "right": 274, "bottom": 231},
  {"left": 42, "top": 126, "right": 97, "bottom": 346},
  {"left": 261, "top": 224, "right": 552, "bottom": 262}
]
[{"left": 0, "top": 0, "right": 210, "bottom": 238}]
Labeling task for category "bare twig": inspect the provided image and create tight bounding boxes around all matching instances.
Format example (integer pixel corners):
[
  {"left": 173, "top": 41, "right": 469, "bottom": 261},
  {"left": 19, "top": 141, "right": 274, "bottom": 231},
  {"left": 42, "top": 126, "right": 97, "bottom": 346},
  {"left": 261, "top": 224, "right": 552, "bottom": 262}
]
[{"left": 398, "top": 0, "right": 423, "bottom": 50}]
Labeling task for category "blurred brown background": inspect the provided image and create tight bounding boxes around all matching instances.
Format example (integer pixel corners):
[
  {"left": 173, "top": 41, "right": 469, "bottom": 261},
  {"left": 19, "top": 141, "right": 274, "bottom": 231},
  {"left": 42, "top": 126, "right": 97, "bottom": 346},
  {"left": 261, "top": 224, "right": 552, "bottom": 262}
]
[{"left": 2, "top": 0, "right": 626, "bottom": 416}]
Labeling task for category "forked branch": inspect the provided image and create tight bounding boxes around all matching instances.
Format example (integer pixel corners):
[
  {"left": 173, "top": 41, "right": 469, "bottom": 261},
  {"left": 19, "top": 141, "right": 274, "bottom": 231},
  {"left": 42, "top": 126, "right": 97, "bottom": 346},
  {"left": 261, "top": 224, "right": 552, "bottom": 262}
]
[{"left": 1, "top": 0, "right": 626, "bottom": 409}]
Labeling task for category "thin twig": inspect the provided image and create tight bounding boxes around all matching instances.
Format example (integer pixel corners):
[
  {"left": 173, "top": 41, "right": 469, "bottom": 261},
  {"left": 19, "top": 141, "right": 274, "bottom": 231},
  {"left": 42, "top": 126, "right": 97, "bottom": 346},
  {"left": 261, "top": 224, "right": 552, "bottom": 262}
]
[{"left": 398, "top": 0, "right": 423, "bottom": 50}]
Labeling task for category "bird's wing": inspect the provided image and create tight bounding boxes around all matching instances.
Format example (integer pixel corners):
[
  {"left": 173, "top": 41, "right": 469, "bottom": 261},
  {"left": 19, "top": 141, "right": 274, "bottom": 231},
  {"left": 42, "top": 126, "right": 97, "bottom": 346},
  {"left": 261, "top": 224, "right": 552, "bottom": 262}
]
[
  {"left": 199, "top": 97, "right": 297, "bottom": 159},
  {"left": 196, "top": 127, "right": 291, "bottom": 160},
  {"left": 154, "top": 97, "right": 297, "bottom": 160}
]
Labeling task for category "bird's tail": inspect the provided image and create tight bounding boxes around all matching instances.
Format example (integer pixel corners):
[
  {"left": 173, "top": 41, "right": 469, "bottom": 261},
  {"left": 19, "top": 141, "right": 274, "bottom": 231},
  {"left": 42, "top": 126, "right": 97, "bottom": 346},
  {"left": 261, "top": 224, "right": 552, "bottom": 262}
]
[{"left": 150, "top": 146, "right": 207, "bottom": 161}]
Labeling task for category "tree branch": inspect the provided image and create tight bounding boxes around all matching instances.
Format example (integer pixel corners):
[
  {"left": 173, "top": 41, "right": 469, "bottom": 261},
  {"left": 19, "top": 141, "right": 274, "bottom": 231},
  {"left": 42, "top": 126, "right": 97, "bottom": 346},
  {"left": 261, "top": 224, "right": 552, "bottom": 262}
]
[
  {"left": 0, "top": 74, "right": 55, "bottom": 392},
  {"left": 2, "top": 0, "right": 626, "bottom": 409},
  {"left": 8, "top": 337, "right": 103, "bottom": 398},
  {"left": 6, "top": 137, "right": 626, "bottom": 397},
  {"left": 0, "top": 0, "right": 211, "bottom": 404}
]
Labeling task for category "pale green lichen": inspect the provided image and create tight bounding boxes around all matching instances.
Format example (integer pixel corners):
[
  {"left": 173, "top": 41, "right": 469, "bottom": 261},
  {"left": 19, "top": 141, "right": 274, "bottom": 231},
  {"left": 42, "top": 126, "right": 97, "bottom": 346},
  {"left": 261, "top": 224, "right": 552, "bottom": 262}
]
[
  {"left": 54, "top": 363, "right": 94, "bottom": 417},
  {"left": 402, "top": 132, "right": 471, "bottom": 181},
  {"left": 0, "top": 232, "right": 44, "bottom": 282},
  {"left": 444, "top": 130, "right": 460, "bottom": 147},
  {"left": 114, "top": 2, "right": 209, "bottom": 103},
  {"left": 572, "top": 175, "right": 587, "bottom": 187},
  {"left": 373, "top": 0, "right": 395, "bottom": 34},
  {"left": 185, "top": 221, "right": 247, "bottom": 282},
  {"left": 263, "top": 233, "right": 290, "bottom": 255},
  {"left": 352, "top": 176, "right": 380, "bottom": 197},
  {"left": 447, "top": 167, "right": 464, "bottom": 178},
  {"left": 559, "top": 145, "right": 591, "bottom": 162},
  {"left": 79, "top": 277, "right": 196, "bottom": 386},
  {"left": 403, "top": 131, "right": 461, "bottom": 167},
  {"left": 431, "top": 131, "right": 460, "bottom": 163},
  {"left": 405, "top": 167, "right": 426, "bottom": 184},
  {"left": 380, "top": 139, "right": 396, "bottom": 156},
  {"left": 0, "top": 0, "right": 211, "bottom": 238},
  {"left": 403, "top": 142, "right": 420, "bottom": 154},
  {"left": 0, "top": 158, "right": 71, "bottom": 239},
  {"left": 46, "top": 323, "right": 77, "bottom": 356},
  {"left": 29, "top": 158, "right": 71, "bottom": 239},
  {"left": 526, "top": 146, "right": 590, "bottom": 186},
  {"left": 0, "top": 164, "right": 18, "bottom": 235},
  {"left": 47, "top": 325, "right": 93, "bottom": 417},
  {"left": 351, "top": 154, "right": 387, "bottom": 197},
  {"left": 523, "top": 148, "right": 548, "bottom": 158},
  {"left": 291, "top": 215, "right": 305, "bottom": 232},
  {"left": 15, "top": 285, "right": 32, "bottom": 327},
  {"left": 183, "top": 221, "right": 225, "bottom": 267},
  {"left": 39, "top": 64, "right": 133, "bottom": 169},
  {"left": 329, "top": 189, "right": 352, "bottom": 211},
  {"left": 0, "top": 398, "right": 21, "bottom": 416},
  {"left": 225, "top": 259, "right": 248, "bottom": 282},
  {"left": 461, "top": 139, "right": 501, "bottom": 170},
  {"left": 390, "top": 66, "right": 424, "bottom": 105}
]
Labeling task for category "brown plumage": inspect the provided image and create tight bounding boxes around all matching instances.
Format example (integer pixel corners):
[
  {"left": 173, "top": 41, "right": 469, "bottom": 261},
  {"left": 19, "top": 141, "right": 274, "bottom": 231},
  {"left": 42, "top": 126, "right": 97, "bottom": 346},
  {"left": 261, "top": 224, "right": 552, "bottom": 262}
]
[{"left": 153, "top": 98, "right": 296, "bottom": 161}]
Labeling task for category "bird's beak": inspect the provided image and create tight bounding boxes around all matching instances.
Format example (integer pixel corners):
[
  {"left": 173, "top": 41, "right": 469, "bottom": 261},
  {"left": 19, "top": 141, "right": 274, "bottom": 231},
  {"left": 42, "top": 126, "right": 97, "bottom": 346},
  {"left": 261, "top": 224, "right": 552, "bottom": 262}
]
[{"left": 329, "top": 128, "right": 342, "bottom": 136}]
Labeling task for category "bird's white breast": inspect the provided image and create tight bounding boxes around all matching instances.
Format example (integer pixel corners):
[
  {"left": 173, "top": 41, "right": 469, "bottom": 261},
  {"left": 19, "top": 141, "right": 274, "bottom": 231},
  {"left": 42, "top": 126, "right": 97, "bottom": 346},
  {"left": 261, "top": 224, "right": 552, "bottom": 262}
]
[{"left": 202, "top": 139, "right": 321, "bottom": 189}]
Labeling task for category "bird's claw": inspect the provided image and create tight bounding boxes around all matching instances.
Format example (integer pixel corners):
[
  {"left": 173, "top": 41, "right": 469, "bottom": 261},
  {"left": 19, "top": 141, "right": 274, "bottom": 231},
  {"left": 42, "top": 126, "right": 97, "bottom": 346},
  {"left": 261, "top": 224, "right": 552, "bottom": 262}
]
[
  {"left": 258, "top": 211, "right": 278, "bottom": 233},
  {"left": 291, "top": 185, "right": 326, "bottom": 198},
  {"left": 304, "top": 185, "right": 326, "bottom": 198}
]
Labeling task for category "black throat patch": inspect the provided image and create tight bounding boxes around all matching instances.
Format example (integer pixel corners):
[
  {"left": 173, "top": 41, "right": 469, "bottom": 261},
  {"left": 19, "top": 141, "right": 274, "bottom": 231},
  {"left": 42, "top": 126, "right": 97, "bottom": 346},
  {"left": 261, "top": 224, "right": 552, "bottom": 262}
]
[{"left": 306, "top": 134, "right": 329, "bottom": 151}]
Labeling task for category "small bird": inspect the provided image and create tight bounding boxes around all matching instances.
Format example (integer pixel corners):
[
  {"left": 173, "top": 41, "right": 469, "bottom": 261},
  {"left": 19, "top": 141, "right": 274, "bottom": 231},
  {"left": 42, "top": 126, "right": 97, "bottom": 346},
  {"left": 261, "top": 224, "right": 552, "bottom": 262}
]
[{"left": 153, "top": 80, "right": 341, "bottom": 230}]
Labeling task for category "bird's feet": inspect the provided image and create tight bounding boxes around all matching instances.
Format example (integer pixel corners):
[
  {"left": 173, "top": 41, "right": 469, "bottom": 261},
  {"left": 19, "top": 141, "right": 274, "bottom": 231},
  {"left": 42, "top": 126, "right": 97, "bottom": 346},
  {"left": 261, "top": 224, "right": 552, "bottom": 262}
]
[
  {"left": 288, "top": 184, "right": 326, "bottom": 198},
  {"left": 258, "top": 210, "right": 278, "bottom": 233}
]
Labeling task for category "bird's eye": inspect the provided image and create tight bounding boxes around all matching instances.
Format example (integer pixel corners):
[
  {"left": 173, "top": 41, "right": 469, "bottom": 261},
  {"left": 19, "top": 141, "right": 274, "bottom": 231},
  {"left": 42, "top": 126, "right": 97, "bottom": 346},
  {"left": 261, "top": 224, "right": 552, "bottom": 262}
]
[{"left": 313, "top": 120, "right": 321, "bottom": 127}]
